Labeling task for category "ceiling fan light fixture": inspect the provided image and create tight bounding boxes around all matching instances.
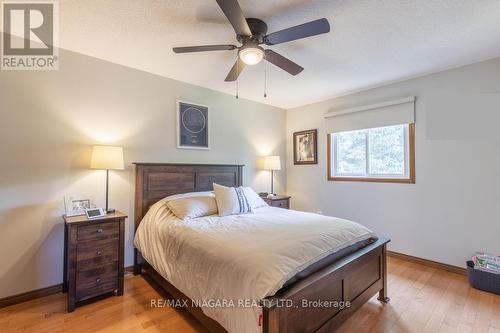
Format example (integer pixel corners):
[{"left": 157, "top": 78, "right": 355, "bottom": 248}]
[
  {"left": 238, "top": 45, "right": 264, "bottom": 65},
  {"left": 173, "top": 0, "right": 331, "bottom": 81}
]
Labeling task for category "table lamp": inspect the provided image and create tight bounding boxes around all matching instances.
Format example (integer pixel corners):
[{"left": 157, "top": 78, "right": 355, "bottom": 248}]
[
  {"left": 262, "top": 155, "right": 281, "bottom": 195},
  {"left": 90, "top": 145, "right": 124, "bottom": 214}
]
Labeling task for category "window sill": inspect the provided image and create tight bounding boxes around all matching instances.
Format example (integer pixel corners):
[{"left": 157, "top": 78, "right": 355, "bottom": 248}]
[{"left": 328, "top": 176, "right": 415, "bottom": 184}]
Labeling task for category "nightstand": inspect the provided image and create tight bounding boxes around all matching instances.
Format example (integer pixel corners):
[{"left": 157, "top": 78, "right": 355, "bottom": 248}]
[
  {"left": 263, "top": 195, "right": 291, "bottom": 209},
  {"left": 63, "top": 211, "right": 127, "bottom": 312}
]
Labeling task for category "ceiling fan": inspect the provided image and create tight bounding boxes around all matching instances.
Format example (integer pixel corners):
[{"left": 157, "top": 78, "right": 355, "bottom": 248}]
[{"left": 173, "top": 0, "right": 331, "bottom": 82}]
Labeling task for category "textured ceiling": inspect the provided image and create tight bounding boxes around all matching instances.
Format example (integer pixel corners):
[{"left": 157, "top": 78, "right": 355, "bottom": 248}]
[{"left": 55, "top": 0, "right": 500, "bottom": 108}]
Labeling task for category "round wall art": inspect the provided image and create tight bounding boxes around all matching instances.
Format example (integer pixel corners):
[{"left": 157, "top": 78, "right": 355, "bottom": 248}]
[
  {"left": 177, "top": 101, "right": 209, "bottom": 149},
  {"left": 182, "top": 107, "right": 206, "bottom": 134}
]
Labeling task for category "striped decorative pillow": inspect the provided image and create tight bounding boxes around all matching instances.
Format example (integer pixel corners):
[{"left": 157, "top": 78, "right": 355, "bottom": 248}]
[
  {"left": 213, "top": 183, "right": 253, "bottom": 216},
  {"left": 233, "top": 187, "right": 252, "bottom": 214}
]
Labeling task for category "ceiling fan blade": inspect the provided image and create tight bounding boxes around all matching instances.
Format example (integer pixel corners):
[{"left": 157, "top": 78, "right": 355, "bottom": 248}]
[
  {"left": 173, "top": 45, "right": 237, "bottom": 53},
  {"left": 216, "top": 0, "right": 252, "bottom": 36},
  {"left": 225, "top": 58, "right": 246, "bottom": 81},
  {"left": 264, "top": 49, "right": 303, "bottom": 75},
  {"left": 264, "top": 18, "right": 330, "bottom": 45}
]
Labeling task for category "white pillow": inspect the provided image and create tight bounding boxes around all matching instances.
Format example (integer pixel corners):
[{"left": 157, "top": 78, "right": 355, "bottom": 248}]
[
  {"left": 213, "top": 183, "right": 253, "bottom": 217},
  {"left": 242, "top": 187, "right": 268, "bottom": 209},
  {"left": 166, "top": 196, "right": 218, "bottom": 220},
  {"left": 163, "top": 191, "right": 214, "bottom": 203}
]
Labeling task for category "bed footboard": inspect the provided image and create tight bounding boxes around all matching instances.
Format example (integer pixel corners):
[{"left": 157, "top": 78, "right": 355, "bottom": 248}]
[
  {"left": 262, "top": 238, "right": 390, "bottom": 333},
  {"left": 136, "top": 238, "right": 389, "bottom": 333}
]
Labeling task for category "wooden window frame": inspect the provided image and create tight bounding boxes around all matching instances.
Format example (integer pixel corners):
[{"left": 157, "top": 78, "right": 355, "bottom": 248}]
[{"left": 327, "top": 123, "right": 415, "bottom": 184}]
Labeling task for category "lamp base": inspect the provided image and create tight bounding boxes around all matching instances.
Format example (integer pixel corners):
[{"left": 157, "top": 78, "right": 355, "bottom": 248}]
[{"left": 106, "top": 208, "right": 116, "bottom": 214}]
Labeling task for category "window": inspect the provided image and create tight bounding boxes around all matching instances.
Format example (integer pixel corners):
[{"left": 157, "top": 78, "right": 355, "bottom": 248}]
[{"left": 328, "top": 124, "right": 415, "bottom": 183}]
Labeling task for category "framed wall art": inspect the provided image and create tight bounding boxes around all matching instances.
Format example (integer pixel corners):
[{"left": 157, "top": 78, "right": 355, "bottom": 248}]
[
  {"left": 177, "top": 100, "right": 209, "bottom": 149},
  {"left": 293, "top": 129, "right": 318, "bottom": 165}
]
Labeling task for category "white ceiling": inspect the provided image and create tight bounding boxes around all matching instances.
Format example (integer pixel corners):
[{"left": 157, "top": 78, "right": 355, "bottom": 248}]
[{"left": 57, "top": 0, "right": 500, "bottom": 109}]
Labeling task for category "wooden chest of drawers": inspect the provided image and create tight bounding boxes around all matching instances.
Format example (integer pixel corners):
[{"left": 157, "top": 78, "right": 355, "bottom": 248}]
[
  {"left": 263, "top": 195, "right": 291, "bottom": 209},
  {"left": 63, "top": 212, "right": 127, "bottom": 312}
]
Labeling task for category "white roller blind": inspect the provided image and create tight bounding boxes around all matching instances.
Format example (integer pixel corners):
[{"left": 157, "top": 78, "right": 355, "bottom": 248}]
[{"left": 324, "top": 97, "right": 415, "bottom": 133}]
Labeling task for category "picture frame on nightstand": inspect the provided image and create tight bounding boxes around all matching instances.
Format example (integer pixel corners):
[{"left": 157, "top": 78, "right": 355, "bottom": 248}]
[{"left": 64, "top": 196, "right": 93, "bottom": 217}]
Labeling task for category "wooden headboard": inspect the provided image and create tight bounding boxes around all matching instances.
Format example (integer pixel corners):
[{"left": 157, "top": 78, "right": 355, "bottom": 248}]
[{"left": 134, "top": 163, "right": 244, "bottom": 231}]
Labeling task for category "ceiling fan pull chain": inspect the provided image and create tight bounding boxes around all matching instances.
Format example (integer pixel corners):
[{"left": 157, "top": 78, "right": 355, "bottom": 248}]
[
  {"left": 264, "top": 53, "right": 267, "bottom": 98},
  {"left": 236, "top": 57, "right": 239, "bottom": 99}
]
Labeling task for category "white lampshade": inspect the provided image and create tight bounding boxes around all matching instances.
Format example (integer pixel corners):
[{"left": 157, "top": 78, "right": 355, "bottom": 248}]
[
  {"left": 262, "top": 156, "right": 281, "bottom": 171},
  {"left": 90, "top": 146, "right": 124, "bottom": 170}
]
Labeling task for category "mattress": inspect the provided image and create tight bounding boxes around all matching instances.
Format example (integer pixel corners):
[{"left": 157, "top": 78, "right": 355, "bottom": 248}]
[{"left": 134, "top": 200, "right": 376, "bottom": 333}]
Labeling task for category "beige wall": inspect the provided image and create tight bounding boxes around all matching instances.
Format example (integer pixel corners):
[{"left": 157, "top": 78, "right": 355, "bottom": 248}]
[
  {"left": 0, "top": 48, "right": 286, "bottom": 298},
  {"left": 287, "top": 57, "right": 500, "bottom": 268}
]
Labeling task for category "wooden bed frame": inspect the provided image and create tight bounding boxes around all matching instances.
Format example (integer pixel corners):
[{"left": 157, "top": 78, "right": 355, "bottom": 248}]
[{"left": 133, "top": 163, "right": 390, "bottom": 333}]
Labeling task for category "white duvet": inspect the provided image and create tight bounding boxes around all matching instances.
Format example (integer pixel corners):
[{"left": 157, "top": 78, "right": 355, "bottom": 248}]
[{"left": 134, "top": 200, "right": 375, "bottom": 333}]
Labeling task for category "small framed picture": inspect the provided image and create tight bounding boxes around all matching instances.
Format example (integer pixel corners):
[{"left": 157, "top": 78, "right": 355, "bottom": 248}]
[
  {"left": 64, "top": 196, "right": 92, "bottom": 217},
  {"left": 177, "top": 100, "right": 209, "bottom": 149},
  {"left": 293, "top": 129, "right": 318, "bottom": 165}
]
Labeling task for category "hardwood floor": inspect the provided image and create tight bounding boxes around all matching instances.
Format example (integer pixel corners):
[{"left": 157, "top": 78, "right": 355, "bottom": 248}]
[{"left": 1, "top": 257, "right": 499, "bottom": 333}]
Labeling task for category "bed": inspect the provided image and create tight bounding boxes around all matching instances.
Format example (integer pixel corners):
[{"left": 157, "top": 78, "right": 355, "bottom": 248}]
[{"left": 133, "top": 163, "right": 390, "bottom": 333}]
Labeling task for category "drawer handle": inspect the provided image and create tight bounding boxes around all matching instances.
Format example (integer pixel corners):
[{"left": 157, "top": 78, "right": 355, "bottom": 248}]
[
  {"left": 96, "top": 228, "right": 103, "bottom": 233},
  {"left": 96, "top": 278, "right": 101, "bottom": 284},
  {"left": 96, "top": 250, "right": 103, "bottom": 256}
]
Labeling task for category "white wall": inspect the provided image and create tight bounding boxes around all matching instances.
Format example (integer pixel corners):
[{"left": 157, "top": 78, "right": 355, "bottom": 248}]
[
  {"left": 0, "top": 48, "right": 286, "bottom": 298},
  {"left": 287, "top": 57, "right": 500, "bottom": 268}
]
